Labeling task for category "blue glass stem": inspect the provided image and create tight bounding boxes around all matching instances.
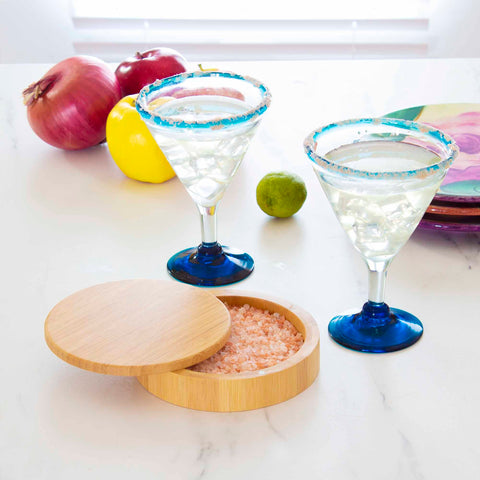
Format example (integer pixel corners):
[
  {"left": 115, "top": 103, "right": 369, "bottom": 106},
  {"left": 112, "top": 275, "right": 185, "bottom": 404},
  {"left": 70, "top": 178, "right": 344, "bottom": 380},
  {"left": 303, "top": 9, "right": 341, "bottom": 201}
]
[
  {"left": 356, "top": 301, "right": 391, "bottom": 329},
  {"left": 364, "top": 258, "right": 392, "bottom": 328},
  {"left": 327, "top": 257, "right": 423, "bottom": 352},
  {"left": 195, "top": 203, "right": 226, "bottom": 271},
  {"left": 166, "top": 201, "right": 254, "bottom": 286}
]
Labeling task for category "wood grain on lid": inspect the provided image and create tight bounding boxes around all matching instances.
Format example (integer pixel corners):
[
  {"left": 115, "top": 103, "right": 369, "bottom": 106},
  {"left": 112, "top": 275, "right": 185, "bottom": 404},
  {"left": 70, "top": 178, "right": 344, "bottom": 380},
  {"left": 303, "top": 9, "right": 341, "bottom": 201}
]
[{"left": 44, "top": 279, "right": 231, "bottom": 376}]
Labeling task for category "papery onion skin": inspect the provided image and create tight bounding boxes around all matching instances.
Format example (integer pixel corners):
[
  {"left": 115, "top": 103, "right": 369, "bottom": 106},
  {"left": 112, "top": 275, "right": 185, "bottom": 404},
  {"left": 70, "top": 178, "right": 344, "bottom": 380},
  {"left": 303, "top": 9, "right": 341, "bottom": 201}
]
[{"left": 23, "top": 56, "right": 122, "bottom": 150}]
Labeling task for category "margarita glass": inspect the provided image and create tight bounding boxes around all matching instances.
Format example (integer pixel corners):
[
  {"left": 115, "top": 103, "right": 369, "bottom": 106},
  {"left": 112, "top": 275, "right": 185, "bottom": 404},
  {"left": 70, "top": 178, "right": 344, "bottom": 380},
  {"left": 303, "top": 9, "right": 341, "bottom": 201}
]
[
  {"left": 304, "top": 117, "right": 458, "bottom": 353},
  {"left": 136, "top": 71, "right": 271, "bottom": 286}
]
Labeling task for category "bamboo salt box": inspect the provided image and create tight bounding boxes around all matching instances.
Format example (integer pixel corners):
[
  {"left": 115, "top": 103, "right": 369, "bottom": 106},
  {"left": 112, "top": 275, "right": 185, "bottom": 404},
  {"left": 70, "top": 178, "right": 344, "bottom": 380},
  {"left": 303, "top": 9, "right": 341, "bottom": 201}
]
[{"left": 45, "top": 279, "right": 320, "bottom": 412}]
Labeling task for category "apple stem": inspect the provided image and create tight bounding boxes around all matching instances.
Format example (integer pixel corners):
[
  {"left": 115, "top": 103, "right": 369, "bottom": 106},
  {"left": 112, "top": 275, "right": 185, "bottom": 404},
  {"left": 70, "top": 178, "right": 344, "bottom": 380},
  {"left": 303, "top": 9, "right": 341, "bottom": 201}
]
[
  {"left": 198, "top": 64, "right": 218, "bottom": 73},
  {"left": 22, "top": 75, "right": 56, "bottom": 106},
  {"left": 135, "top": 51, "right": 145, "bottom": 59}
]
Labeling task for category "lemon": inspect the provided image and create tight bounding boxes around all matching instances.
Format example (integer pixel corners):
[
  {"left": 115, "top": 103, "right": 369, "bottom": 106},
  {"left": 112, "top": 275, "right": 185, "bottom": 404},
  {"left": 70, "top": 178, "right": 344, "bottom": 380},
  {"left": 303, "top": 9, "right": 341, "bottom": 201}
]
[
  {"left": 106, "top": 95, "right": 175, "bottom": 184},
  {"left": 256, "top": 172, "right": 307, "bottom": 218}
]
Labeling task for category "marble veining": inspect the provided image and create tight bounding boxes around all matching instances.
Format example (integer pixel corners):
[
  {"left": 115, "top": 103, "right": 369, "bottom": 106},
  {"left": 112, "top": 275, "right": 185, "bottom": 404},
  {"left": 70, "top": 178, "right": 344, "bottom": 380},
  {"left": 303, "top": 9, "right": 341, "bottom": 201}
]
[
  {"left": 195, "top": 440, "right": 216, "bottom": 479},
  {"left": 263, "top": 409, "right": 286, "bottom": 440},
  {"left": 444, "top": 232, "right": 480, "bottom": 268},
  {"left": 398, "top": 431, "right": 425, "bottom": 480}
]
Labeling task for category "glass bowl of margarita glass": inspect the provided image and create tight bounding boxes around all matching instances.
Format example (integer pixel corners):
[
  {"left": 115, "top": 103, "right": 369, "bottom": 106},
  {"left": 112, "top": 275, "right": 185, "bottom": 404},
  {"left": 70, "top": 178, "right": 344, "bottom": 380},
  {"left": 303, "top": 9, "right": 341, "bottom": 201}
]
[
  {"left": 304, "top": 117, "right": 458, "bottom": 353},
  {"left": 136, "top": 70, "right": 271, "bottom": 286}
]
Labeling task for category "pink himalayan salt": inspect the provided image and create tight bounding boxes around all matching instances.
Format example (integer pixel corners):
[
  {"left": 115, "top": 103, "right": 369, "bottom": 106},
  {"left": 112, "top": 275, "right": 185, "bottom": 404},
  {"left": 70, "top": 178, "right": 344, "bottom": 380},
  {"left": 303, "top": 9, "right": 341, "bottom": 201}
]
[{"left": 190, "top": 303, "right": 304, "bottom": 374}]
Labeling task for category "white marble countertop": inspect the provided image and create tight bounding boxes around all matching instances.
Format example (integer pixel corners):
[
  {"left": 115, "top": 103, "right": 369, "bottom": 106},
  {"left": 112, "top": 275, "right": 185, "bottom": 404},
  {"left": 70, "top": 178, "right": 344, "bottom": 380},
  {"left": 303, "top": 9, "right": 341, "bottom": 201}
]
[{"left": 1, "top": 59, "right": 480, "bottom": 479}]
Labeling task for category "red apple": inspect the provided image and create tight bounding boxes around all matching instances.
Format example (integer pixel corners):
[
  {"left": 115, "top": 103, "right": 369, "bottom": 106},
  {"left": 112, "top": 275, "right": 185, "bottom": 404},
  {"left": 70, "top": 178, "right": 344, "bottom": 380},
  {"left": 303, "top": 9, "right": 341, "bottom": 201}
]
[{"left": 115, "top": 47, "right": 188, "bottom": 96}]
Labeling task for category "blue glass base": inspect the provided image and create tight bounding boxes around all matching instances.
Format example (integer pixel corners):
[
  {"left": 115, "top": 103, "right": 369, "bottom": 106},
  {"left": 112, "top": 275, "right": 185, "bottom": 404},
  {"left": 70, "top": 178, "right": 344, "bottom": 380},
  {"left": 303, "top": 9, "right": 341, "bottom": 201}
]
[
  {"left": 328, "top": 301, "right": 423, "bottom": 353},
  {"left": 167, "top": 242, "right": 254, "bottom": 287}
]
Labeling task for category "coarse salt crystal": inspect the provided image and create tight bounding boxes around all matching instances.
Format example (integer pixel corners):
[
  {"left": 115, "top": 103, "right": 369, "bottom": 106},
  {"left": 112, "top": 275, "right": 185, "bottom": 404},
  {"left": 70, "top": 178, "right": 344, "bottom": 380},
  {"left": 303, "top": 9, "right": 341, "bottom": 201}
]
[{"left": 189, "top": 303, "right": 304, "bottom": 374}]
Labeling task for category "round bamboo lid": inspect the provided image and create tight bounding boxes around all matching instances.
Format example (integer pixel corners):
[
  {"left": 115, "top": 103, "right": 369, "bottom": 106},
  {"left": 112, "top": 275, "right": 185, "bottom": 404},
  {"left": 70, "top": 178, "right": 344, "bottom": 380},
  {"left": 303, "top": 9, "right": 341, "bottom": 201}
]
[{"left": 44, "top": 279, "right": 231, "bottom": 376}]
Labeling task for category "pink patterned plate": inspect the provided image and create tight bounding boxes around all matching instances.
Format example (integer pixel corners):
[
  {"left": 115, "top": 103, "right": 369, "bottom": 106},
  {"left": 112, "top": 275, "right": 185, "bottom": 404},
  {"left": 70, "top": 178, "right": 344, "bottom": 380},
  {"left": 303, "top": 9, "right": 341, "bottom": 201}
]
[{"left": 384, "top": 103, "right": 480, "bottom": 203}]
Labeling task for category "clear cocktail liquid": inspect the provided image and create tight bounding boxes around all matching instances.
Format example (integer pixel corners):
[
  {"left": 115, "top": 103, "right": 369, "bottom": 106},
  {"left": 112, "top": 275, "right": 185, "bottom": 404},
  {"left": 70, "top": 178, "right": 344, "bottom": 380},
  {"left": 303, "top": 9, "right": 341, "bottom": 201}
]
[
  {"left": 149, "top": 95, "right": 257, "bottom": 207},
  {"left": 319, "top": 141, "right": 443, "bottom": 261}
]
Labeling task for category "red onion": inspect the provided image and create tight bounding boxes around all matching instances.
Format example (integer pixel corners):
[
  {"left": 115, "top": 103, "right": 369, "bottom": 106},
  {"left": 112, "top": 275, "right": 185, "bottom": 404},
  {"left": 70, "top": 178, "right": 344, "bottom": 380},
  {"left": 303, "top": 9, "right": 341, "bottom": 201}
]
[{"left": 23, "top": 56, "right": 122, "bottom": 150}]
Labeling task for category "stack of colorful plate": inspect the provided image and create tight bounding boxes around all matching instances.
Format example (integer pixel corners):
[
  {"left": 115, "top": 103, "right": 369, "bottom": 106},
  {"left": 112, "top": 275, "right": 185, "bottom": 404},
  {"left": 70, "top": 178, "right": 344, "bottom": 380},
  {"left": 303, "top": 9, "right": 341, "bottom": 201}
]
[
  {"left": 385, "top": 103, "right": 480, "bottom": 232},
  {"left": 422, "top": 199, "right": 480, "bottom": 232}
]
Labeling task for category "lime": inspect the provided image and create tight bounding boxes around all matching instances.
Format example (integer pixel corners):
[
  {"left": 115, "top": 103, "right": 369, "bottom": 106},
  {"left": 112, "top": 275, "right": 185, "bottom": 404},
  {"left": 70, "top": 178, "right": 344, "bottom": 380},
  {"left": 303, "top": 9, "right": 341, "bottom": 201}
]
[{"left": 256, "top": 172, "right": 307, "bottom": 218}]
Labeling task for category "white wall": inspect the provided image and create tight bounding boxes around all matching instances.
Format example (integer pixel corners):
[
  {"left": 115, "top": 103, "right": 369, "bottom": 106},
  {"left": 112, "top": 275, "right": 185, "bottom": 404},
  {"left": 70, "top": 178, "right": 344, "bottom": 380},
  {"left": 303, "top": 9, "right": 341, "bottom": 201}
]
[
  {"left": 1, "top": 0, "right": 479, "bottom": 63},
  {"left": 429, "top": 0, "right": 480, "bottom": 57},
  {"left": 0, "top": 0, "right": 74, "bottom": 63}
]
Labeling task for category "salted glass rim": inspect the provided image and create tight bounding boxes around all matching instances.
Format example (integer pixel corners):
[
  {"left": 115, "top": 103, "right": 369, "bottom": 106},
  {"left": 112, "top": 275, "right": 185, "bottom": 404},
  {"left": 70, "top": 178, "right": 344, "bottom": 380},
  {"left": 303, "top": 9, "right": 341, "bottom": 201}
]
[
  {"left": 136, "top": 70, "right": 271, "bottom": 129},
  {"left": 304, "top": 117, "right": 458, "bottom": 179}
]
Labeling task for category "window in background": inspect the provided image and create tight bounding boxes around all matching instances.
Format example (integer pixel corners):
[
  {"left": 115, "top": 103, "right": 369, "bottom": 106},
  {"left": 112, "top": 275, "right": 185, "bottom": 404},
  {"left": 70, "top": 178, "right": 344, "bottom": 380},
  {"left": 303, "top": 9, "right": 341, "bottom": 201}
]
[{"left": 71, "top": 0, "right": 430, "bottom": 62}]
